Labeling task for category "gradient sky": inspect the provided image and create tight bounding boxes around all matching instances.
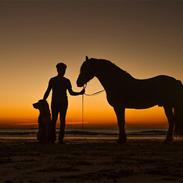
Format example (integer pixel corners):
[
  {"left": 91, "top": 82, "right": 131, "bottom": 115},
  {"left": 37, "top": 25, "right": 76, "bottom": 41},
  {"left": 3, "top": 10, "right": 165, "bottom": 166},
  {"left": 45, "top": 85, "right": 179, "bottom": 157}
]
[{"left": 0, "top": 0, "right": 183, "bottom": 128}]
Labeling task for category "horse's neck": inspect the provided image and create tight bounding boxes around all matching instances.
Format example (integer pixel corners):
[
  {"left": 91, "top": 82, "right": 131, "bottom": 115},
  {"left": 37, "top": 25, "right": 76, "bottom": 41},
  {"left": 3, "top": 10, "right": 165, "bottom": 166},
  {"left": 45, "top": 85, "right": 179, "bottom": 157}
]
[
  {"left": 94, "top": 62, "right": 133, "bottom": 92},
  {"left": 95, "top": 73, "right": 118, "bottom": 92}
]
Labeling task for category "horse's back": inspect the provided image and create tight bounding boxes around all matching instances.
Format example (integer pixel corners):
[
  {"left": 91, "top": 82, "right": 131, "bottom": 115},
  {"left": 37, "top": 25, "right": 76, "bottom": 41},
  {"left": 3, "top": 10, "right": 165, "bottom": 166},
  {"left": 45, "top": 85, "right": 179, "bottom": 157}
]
[
  {"left": 107, "top": 75, "right": 181, "bottom": 108},
  {"left": 134, "top": 75, "right": 178, "bottom": 92}
]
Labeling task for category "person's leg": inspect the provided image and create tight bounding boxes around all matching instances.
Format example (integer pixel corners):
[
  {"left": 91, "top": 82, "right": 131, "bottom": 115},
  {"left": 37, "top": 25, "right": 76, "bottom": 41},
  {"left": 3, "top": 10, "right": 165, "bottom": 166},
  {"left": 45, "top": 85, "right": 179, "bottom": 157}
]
[
  {"left": 59, "top": 104, "right": 68, "bottom": 143},
  {"left": 51, "top": 105, "right": 59, "bottom": 142}
]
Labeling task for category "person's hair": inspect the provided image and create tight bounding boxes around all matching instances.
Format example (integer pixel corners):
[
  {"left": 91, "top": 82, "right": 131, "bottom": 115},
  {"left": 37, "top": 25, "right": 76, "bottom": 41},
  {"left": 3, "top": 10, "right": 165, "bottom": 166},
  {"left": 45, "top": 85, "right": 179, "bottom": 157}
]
[{"left": 56, "top": 63, "right": 67, "bottom": 71}]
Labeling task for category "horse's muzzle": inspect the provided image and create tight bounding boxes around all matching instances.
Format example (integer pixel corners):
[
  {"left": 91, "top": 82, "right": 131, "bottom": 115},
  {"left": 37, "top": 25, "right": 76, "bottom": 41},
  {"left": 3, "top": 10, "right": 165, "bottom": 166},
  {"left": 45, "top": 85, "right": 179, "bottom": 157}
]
[{"left": 76, "top": 78, "right": 83, "bottom": 87}]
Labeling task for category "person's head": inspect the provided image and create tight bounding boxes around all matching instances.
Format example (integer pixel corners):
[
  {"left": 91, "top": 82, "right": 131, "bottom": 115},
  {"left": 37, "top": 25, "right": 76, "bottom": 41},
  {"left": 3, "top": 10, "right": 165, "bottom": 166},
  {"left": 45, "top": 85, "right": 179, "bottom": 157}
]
[{"left": 56, "top": 62, "right": 67, "bottom": 76}]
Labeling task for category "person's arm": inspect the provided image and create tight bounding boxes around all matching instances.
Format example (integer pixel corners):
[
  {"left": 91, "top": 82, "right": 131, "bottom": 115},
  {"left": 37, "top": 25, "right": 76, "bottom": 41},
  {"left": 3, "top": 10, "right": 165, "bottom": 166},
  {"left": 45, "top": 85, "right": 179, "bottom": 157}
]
[
  {"left": 67, "top": 80, "right": 85, "bottom": 96},
  {"left": 43, "top": 79, "right": 52, "bottom": 100}
]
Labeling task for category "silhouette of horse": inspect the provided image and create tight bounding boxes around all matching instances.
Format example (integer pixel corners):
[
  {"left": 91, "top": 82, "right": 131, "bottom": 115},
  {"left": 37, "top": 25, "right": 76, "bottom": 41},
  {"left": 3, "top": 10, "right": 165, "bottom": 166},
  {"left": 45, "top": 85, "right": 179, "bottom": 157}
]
[{"left": 77, "top": 56, "right": 183, "bottom": 143}]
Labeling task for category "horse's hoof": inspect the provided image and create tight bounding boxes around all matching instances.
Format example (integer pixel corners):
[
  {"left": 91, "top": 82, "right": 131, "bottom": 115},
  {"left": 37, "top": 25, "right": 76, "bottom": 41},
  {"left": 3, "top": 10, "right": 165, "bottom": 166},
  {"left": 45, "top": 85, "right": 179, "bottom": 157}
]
[{"left": 116, "top": 139, "right": 126, "bottom": 144}]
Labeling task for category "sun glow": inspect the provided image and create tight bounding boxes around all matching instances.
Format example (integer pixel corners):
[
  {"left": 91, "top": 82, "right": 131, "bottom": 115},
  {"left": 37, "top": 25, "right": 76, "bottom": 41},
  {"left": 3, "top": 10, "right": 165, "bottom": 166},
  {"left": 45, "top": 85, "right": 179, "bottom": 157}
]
[{"left": 0, "top": 0, "right": 182, "bottom": 128}]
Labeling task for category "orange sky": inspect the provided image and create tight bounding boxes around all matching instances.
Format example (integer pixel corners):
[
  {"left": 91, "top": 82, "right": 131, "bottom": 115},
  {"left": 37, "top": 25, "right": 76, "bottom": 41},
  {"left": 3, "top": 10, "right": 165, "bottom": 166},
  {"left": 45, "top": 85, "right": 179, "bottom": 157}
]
[{"left": 0, "top": 0, "right": 182, "bottom": 129}]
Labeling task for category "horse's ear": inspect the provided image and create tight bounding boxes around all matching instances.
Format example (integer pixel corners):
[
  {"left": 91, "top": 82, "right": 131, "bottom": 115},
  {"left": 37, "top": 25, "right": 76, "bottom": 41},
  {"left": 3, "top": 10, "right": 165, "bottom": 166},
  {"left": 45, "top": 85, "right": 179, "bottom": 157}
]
[{"left": 86, "top": 56, "right": 89, "bottom": 60}]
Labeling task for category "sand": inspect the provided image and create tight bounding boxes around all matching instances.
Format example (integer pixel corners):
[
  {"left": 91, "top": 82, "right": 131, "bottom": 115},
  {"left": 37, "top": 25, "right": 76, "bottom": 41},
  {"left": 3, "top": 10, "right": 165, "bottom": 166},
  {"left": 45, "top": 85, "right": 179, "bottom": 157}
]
[{"left": 0, "top": 138, "right": 183, "bottom": 183}]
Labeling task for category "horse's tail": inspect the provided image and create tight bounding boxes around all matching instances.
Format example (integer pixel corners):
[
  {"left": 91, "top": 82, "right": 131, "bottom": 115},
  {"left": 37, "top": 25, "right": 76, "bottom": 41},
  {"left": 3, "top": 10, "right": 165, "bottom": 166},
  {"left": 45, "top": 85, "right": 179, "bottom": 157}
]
[{"left": 174, "top": 80, "right": 183, "bottom": 136}]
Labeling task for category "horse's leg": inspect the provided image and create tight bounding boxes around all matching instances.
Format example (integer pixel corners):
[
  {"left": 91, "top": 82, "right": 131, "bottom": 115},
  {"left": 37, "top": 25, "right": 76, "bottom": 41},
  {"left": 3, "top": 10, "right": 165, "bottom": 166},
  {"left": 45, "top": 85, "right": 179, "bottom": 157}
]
[
  {"left": 114, "top": 106, "right": 127, "bottom": 143},
  {"left": 163, "top": 106, "right": 174, "bottom": 143}
]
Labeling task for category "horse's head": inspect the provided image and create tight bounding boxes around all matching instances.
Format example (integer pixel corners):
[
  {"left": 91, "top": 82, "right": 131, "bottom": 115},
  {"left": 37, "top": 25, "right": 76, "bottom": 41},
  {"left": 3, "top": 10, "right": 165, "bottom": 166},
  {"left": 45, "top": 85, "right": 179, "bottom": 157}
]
[{"left": 77, "top": 56, "right": 95, "bottom": 87}]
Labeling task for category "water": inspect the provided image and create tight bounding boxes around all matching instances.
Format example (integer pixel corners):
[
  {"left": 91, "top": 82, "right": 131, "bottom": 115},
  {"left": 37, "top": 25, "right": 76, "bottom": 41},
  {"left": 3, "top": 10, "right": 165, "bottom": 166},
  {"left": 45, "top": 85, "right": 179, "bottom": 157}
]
[{"left": 0, "top": 128, "right": 167, "bottom": 141}]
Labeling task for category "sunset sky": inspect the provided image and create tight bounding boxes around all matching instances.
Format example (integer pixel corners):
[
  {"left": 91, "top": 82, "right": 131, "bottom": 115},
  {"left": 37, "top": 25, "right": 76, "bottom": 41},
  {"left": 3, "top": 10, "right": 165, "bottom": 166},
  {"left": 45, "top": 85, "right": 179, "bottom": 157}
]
[{"left": 0, "top": 0, "right": 183, "bottom": 129}]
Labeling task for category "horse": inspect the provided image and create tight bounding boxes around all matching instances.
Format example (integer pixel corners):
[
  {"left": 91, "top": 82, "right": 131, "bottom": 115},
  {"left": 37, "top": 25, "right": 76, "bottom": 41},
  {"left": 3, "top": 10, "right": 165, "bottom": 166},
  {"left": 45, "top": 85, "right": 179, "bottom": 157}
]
[{"left": 76, "top": 56, "right": 183, "bottom": 143}]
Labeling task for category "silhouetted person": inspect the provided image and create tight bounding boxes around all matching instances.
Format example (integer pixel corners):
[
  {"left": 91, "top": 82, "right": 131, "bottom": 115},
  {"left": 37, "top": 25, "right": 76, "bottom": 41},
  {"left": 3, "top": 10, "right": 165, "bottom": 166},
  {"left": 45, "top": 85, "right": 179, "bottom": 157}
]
[{"left": 43, "top": 63, "right": 85, "bottom": 143}]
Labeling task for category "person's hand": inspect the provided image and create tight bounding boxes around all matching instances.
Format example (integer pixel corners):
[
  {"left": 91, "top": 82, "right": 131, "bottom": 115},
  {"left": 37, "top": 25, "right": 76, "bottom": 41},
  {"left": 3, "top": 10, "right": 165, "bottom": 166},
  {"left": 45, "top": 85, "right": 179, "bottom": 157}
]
[{"left": 80, "top": 88, "right": 85, "bottom": 95}]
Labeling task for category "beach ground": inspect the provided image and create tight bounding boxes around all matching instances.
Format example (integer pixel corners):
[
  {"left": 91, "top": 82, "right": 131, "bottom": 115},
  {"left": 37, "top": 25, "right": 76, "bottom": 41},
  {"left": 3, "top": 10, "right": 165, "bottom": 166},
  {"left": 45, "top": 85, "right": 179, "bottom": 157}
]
[{"left": 0, "top": 138, "right": 183, "bottom": 183}]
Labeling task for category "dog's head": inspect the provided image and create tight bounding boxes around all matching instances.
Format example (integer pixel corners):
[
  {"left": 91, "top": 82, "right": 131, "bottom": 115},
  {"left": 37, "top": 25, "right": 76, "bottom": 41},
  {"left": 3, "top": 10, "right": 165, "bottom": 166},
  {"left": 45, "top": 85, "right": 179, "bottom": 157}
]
[{"left": 33, "top": 100, "right": 50, "bottom": 113}]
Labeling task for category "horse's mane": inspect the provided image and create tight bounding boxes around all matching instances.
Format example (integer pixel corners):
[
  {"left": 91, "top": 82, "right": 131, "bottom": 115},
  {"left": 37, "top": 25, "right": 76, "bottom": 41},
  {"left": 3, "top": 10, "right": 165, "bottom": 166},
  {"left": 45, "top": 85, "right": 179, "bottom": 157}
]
[{"left": 91, "top": 58, "right": 133, "bottom": 79}]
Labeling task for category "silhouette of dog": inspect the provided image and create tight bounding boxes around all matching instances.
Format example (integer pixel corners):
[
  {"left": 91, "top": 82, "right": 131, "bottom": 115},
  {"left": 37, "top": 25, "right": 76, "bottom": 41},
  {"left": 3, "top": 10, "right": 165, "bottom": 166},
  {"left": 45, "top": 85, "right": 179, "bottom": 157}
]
[{"left": 33, "top": 100, "right": 54, "bottom": 143}]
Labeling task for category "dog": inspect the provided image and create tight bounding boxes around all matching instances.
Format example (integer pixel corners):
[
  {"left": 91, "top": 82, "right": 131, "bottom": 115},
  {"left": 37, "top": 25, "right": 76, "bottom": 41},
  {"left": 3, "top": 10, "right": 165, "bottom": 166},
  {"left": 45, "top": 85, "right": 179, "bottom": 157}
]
[{"left": 33, "top": 100, "right": 55, "bottom": 143}]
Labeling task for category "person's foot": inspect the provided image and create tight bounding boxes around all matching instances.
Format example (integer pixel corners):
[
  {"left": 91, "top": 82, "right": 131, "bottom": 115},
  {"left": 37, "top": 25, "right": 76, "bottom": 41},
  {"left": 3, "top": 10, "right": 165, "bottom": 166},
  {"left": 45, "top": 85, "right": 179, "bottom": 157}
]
[
  {"left": 116, "top": 136, "right": 127, "bottom": 144},
  {"left": 58, "top": 140, "right": 65, "bottom": 144}
]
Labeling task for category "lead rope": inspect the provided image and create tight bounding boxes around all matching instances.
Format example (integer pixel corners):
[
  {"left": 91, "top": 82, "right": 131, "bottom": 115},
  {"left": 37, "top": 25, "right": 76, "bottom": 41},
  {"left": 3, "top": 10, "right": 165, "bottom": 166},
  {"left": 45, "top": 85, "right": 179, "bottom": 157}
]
[
  {"left": 81, "top": 84, "right": 87, "bottom": 130},
  {"left": 82, "top": 91, "right": 84, "bottom": 130},
  {"left": 81, "top": 84, "right": 104, "bottom": 129}
]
